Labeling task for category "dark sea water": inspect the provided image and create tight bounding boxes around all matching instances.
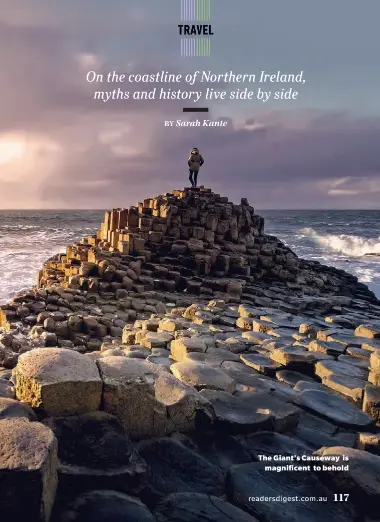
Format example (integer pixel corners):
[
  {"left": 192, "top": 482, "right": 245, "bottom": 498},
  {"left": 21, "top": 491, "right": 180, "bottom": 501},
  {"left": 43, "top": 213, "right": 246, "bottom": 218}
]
[
  {"left": 260, "top": 210, "right": 380, "bottom": 299},
  {"left": 0, "top": 209, "right": 380, "bottom": 305},
  {"left": 0, "top": 210, "right": 103, "bottom": 306}
]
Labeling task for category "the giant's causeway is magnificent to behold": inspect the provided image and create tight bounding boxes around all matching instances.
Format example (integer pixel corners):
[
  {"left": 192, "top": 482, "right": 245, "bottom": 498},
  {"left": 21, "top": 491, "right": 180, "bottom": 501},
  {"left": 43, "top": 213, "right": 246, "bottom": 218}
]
[{"left": 1, "top": 186, "right": 380, "bottom": 522}]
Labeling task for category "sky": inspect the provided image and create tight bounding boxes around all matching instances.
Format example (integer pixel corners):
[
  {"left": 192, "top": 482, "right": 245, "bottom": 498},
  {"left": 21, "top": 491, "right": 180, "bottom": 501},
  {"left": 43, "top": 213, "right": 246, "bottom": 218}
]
[{"left": 0, "top": 0, "right": 380, "bottom": 209}]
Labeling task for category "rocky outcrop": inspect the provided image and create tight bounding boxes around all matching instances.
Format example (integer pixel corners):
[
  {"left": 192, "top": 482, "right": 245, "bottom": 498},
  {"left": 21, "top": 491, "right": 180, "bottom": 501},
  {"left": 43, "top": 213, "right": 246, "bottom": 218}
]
[
  {"left": 43, "top": 411, "right": 148, "bottom": 499},
  {"left": 0, "top": 418, "right": 58, "bottom": 522},
  {"left": 14, "top": 348, "right": 102, "bottom": 416},
  {"left": 98, "top": 356, "right": 214, "bottom": 439},
  {"left": 0, "top": 186, "right": 380, "bottom": 521},
  {"left": 0, "top": 187, "right": 376, "bottom": 354}
]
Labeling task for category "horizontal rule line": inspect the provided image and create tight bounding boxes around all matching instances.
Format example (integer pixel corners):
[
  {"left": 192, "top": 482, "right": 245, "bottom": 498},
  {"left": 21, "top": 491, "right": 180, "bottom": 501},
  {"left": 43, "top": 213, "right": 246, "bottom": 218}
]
[{"left": 183, "top": 107, "right": 209, "bottom": 113}]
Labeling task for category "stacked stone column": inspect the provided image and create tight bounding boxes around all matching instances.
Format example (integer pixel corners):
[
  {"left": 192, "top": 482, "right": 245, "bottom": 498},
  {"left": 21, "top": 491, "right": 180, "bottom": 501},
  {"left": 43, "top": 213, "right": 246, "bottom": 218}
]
[{"left": 365, "top": 347, "right": 380, "bottom": 423}]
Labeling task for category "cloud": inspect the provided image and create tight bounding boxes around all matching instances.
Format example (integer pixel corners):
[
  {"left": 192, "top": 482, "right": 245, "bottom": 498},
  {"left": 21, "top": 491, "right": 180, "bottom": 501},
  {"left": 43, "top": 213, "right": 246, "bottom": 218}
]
[
  {"left": 24, "top": 110, "right": 380, "bottom": 210},
  {"left": 1, "top": 0, "right": 380, "bottom": 209},
  {"left": 327, "top": 177, "right": 380, "bottom": 197}
]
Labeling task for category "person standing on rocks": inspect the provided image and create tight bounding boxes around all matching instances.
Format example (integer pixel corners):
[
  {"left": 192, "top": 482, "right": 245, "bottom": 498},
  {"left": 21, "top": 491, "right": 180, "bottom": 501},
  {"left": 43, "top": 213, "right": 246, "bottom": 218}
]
[{"left": 188, "top": 148, "right": 204, "bottom": 188}]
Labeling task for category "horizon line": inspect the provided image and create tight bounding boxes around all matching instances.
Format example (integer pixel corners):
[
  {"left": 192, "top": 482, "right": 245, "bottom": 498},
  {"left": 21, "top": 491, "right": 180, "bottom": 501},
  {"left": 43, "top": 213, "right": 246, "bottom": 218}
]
[{"left": 1, "top": 208, "right": 380, "bottom": 212}]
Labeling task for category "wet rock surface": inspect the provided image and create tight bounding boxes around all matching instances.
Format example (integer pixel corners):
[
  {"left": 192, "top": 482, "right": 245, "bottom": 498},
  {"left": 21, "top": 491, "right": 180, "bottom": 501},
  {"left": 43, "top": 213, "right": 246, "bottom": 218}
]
[{"left": 0, "top": 187, "right": 380, "bottom": 521}]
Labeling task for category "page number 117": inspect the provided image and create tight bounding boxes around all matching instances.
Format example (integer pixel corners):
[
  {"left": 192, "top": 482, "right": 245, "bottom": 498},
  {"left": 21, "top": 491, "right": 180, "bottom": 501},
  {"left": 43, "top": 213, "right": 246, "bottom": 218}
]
[{"left": 334, "top": 494, "right": 349, "bottom": 502}]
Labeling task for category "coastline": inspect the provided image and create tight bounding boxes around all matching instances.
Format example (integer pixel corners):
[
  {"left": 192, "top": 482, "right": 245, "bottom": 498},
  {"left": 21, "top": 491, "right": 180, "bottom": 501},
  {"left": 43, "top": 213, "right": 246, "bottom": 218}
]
[{"left": 1, "top": 186, "right": 380, "bottom": 521}]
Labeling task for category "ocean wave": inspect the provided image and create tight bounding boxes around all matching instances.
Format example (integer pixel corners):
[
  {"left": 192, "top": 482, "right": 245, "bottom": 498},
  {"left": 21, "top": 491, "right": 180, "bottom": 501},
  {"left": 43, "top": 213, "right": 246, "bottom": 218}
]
[
  {"left": 300, "top": 228, "right": 380, "bottom": 257},
  {"left": 0, "top": 225, "right": 40, "bottom": 230}
]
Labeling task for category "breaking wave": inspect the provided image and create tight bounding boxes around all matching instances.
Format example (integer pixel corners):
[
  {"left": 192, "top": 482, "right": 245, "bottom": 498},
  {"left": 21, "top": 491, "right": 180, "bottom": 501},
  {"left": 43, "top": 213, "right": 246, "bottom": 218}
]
[{"left": 300, "top": 228, "right": 380, "bottom": 257}]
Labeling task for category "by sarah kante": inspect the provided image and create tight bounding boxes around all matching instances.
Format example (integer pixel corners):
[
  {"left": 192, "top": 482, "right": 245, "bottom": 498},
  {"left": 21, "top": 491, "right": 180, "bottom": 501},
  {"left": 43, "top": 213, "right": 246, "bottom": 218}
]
[{"left": 165, "top": 119, "right": 228, "bottom": 127}]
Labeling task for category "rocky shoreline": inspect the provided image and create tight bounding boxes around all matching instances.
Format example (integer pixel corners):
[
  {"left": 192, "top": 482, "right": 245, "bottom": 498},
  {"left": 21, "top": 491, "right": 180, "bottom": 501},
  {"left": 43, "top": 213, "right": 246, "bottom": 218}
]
[{"left": 0, "top": 186, "right": 380, "bottom": 522}]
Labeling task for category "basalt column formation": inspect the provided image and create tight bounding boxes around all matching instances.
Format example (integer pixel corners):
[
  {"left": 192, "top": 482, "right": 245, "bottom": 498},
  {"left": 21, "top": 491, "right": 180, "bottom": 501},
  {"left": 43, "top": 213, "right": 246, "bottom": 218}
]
[
  {"left": 1, "top": 187, "right": 380, "bottom": 522},
  {"left": 35, "top": 187, "right": 361, "bottom": 300}
]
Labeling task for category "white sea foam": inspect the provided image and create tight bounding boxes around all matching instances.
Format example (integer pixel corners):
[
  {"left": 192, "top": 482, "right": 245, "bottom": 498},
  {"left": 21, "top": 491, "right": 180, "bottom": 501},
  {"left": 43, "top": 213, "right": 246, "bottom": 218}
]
[
  {"left": 301, "top": 227, "right": 380, "bottom": 257},
  {"left": 2, "top": 211, "right": 380, "bottom": 305}
]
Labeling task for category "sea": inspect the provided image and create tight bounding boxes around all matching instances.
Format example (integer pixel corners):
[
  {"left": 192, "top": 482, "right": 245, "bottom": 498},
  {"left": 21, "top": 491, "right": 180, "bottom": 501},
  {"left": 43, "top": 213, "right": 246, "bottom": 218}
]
[{"left": 0, "top": 209, "right": 380, "bottom": 306}]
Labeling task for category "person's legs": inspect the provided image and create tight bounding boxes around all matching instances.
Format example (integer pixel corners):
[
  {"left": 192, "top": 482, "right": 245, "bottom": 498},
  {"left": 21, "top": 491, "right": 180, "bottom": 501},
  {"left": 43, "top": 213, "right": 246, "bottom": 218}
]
[
  {"left": 194, "top": 171, "right": 198, "bottom": 187},
  {"left": 189, "top": 170, "right": 194, "bottom": 187}
]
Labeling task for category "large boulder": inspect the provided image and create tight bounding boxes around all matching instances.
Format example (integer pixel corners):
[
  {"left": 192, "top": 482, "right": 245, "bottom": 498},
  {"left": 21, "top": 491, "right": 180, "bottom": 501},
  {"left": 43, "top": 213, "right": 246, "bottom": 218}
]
[
  {"left": 13, "top": 348, "right": 102, "bottom": 416},
  {"left": 0, "top": 418, "right": 58, "bottom": 522},
  {"left": 98, "top": 357, "right": 213, "bottom": 440},
  {"left": 44, "top": 412, "right": 147, "bottom": 496}
]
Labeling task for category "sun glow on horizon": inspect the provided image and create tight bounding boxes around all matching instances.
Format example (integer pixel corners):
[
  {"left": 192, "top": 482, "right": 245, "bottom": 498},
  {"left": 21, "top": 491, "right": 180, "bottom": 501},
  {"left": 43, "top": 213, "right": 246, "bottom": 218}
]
[
  {"left": 0, "top": 135, "right": 26, "bottom": 165},
  {"left": 0, "top": 132, "right": 63, "bottom": 200}
]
